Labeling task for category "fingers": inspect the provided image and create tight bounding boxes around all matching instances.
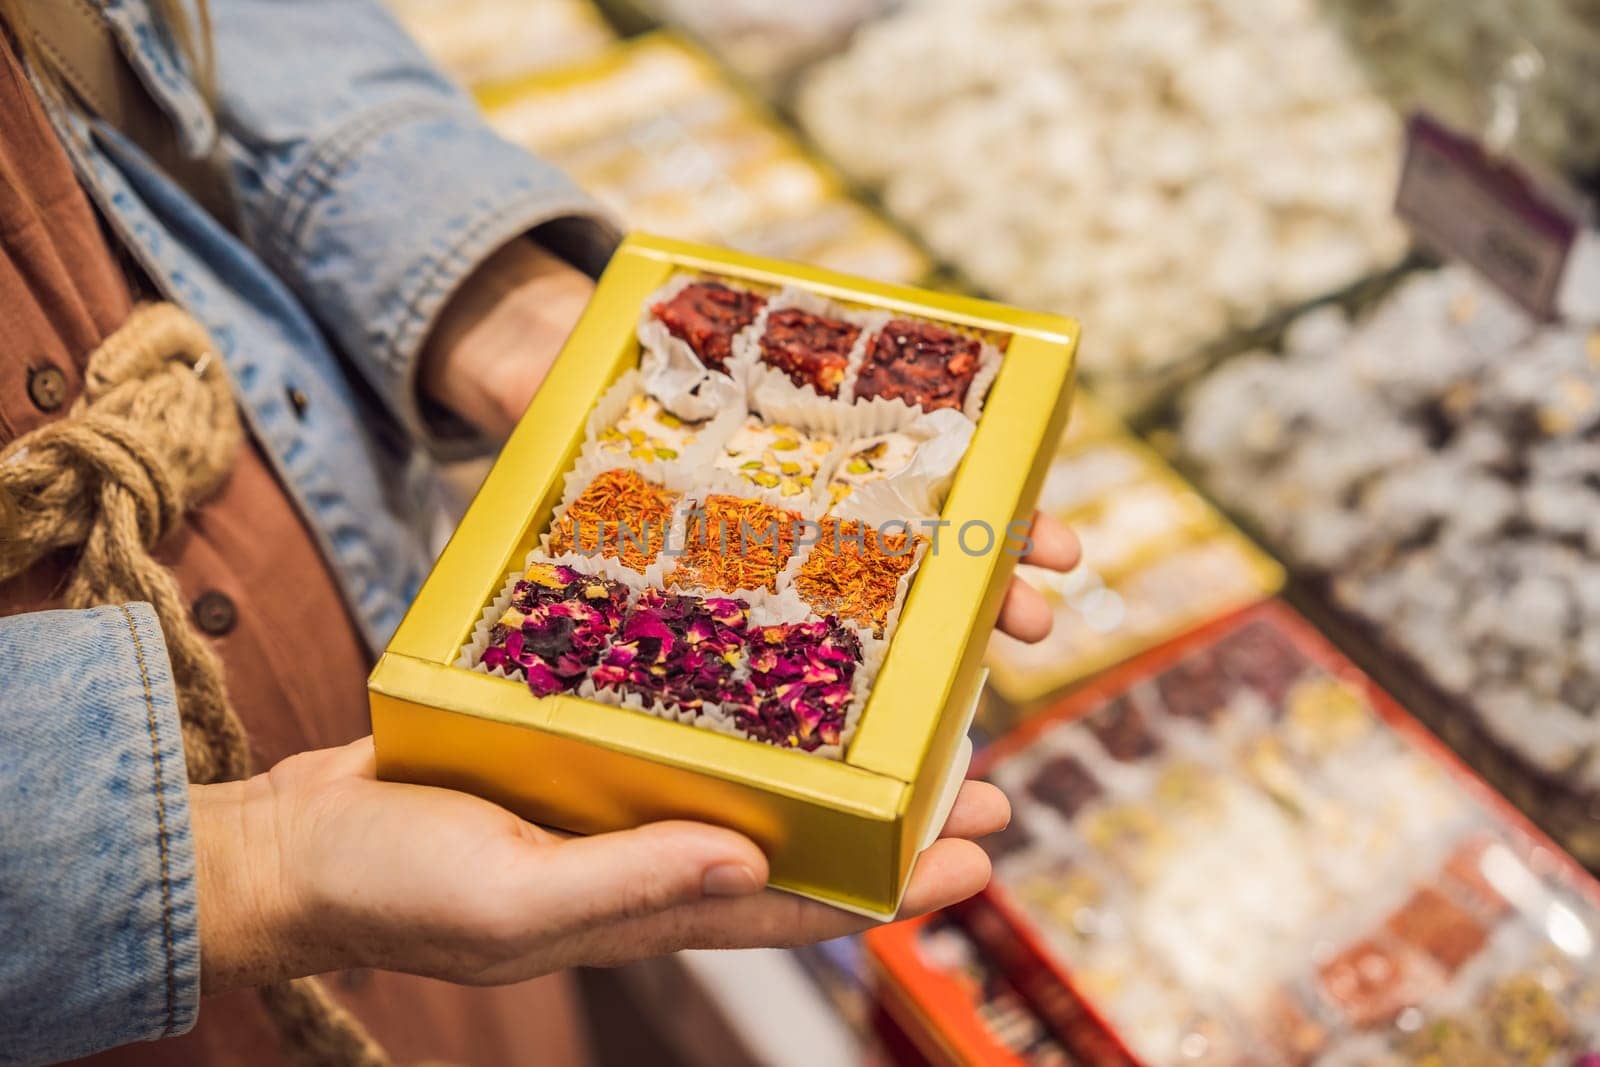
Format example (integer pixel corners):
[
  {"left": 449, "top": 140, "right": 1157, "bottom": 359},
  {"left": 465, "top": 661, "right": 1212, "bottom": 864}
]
[
  {"left": 996, "top": 578, "right": 1053, "bottom": 643},
  {"left": 575, "top": 889, "right": 875, "bottom": 967},
  {"left": 998, "top": 513, "right": 1080, "bottom": 642},
  {"left": 536, "top": 838, "right": 995, "bottom": 972},
  {"left": 333, "top": 736, "right": 378, "bottom": 777},
  {"left": 938, "top": 780, "right": 1011, "bottom": 841},
  {"left": 897, "top": 839, "right": 993, "bottom": 918},
  {"left": 1020, "top": 512, "right": 1080, "bottom": 572},
  {"left": 513, "top": 820, "right": 770, "bottom": 936}
]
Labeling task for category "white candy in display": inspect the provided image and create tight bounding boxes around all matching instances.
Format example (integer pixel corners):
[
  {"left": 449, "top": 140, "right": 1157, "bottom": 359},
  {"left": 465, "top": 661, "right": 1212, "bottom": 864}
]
[
  {"left": 1180, "top": 266, "right": 1600, "bottom": 799},
  {"left": 796, "top": 0, "right": 1409, "bottom": 406}
]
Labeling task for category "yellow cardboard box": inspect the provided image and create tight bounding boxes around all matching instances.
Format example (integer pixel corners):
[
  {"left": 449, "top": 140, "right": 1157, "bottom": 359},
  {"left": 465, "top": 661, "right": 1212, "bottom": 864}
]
[{"left": 368, "top": 234, "right": 1077, "bottom": 916}]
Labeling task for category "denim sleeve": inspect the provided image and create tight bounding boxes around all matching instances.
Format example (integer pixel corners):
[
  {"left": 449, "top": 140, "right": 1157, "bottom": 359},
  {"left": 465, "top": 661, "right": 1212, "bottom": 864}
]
[
  {"left": 209, "top": 0, "right": 620, "bottom": 455},
  {"left": 0, "top": 605, "right": 200, "bottom": 1066}
]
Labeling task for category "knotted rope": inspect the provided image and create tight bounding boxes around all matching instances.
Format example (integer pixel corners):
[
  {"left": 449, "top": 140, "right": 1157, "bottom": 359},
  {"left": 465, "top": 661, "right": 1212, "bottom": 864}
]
[{"left": 0, "top": 303, "right": 389, "bottom": 1067}]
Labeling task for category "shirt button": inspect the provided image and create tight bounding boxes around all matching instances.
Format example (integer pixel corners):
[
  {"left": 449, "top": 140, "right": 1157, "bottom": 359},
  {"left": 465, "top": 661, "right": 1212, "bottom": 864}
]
[
  {"left": 27, "top": 365, "right": 69, "bottom": 412},
  {"left": 193, "top": 591, "right": 237, "bottom": 636},
  {"left": 287, "top": 385, "right": 310, "bottom": 419}
]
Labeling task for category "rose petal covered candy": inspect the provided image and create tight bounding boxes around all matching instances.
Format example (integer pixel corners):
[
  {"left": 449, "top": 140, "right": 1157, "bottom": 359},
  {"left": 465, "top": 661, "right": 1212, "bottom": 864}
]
[
  {"left": 592, "top": 589, "right": 755, "bottom": 714},
  {"left": 480, "top": 563, "right": 630, "bottom": 696},
  {"left": 651, "top": 279, "right": 765, "bottom": 373},
  {"left": 741, "top": 618, "right": 864, "bottom": 750}
]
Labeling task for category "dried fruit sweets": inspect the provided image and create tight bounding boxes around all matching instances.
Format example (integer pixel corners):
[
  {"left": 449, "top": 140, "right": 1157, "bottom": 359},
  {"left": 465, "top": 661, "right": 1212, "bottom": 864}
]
[
  {"left": 1083, "top": 696, "right": 1163, "bottom": 762},
  {"left": 595, "top": 394, "right": 705, "bottom": 464},
  {"left": 715, "top": 416, "right": 833, "bottom": 499},
  {"left": 1316, "top": 939, "right": 1438, "bottom": 1027},
  {"left": 1025, "top": 754, "right": 1104, "bottom": 819},
  {"left": 592, "top": 589, "right": 754, "bottom": 714},
  {"left": 742, "top": 618, "right": 864, "bottom": 750},
  {"left": 1384, "top": 886, "right": 1488, "bottom": 973},
  {"left": 1154, "top": 653, "right": 1231, "bottom": 723},
  {"left": 480, "top": 563, "right": 629, "bottom": 696},
  {"left": 757, "top": 306, "right": 860, "bottom": 396},
  {"left": 667, "top": 495, "right": 803, "bottom": 593},
  {"left": 853, "top": 318, "right": 982, "bottom": 412},
  {"left": 651, "top": 280, "right": 765, "bottom": 373},
  {"left": 1481, "top": 974, "right": 1574, "bottom": 1062},
  {"left": 794, "top": 517, "right": 923, "bottom": 635},
  {"left": 547, "top": 468, "right": 680, "bottom": 573},
  {"left": 1397, "top": 1017, "right": 1500, "bottom": 1067}
]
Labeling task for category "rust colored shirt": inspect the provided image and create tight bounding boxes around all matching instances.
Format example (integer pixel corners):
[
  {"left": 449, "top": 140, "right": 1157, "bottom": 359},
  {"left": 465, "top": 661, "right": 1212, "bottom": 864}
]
[{"left": 0, "top": 34, "right": 585, "bottom": 1067}]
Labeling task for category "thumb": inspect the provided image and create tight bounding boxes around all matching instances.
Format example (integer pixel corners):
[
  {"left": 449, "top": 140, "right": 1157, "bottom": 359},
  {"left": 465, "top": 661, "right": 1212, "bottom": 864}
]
[{"left": 521, "top": 820, "right": 770, "bottom": 933}]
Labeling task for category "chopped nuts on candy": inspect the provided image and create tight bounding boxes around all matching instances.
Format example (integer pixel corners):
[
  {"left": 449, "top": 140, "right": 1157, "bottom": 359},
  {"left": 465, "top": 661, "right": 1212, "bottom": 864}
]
[
  {"left": 853, "top": 318, "right": 982, "bottom": 412},
  {"left": 715, "top": 416, "right": 834, "bottom": 499},
  {"left": 595, "top": 394, "right": 705, "bottom": 464}
]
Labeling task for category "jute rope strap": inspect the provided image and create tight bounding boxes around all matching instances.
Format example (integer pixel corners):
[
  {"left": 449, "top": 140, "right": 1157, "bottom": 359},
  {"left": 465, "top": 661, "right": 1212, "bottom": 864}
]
[{"left": 0, "top": 303, "right": 390, "bottom": 1067}]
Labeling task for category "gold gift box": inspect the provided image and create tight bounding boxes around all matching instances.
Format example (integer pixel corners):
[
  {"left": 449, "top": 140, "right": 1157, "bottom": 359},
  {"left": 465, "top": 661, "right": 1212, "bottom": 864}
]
[{"left": 368, "top": 234, "right": 1077, "bottom": 917}]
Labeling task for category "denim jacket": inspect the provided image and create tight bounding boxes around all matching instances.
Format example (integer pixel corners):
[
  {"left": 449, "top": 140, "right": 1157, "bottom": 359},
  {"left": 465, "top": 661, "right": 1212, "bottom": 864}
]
[{"left": 0, "top": 2, "right": 614, "bottom": 1061}]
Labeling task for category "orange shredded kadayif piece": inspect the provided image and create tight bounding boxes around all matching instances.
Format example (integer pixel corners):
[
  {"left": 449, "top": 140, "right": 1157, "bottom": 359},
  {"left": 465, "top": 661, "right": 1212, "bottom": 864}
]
[
  {"left": 794, "top": 517, "right": 924, "bottom": 635},
  {"left": 666, "top": 495, "right": 802, "bottom": 593},
  {"left": 547, "top": 468, "right": 679, "bottom": 573}
]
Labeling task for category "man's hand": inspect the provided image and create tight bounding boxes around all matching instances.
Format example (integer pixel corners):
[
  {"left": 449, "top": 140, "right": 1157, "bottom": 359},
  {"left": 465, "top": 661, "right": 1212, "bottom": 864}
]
[{"left": 192, "top": 737, "right": 1009, "bottom": 993}]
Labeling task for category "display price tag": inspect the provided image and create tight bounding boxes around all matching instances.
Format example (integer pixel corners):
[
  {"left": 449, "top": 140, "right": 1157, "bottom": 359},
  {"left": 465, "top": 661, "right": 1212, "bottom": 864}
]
[{"left": 1395, "top": 113, "right": 1583, "bottom": 320}]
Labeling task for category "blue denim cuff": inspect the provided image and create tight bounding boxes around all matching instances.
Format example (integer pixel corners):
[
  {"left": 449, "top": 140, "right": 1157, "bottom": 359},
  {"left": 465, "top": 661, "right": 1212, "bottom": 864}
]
[
  {"left": 258, "top": 99, "right": 620, "bottom": 458},
  {"left": 0, "top": 605, "right": 199, "bottom": 1064}
]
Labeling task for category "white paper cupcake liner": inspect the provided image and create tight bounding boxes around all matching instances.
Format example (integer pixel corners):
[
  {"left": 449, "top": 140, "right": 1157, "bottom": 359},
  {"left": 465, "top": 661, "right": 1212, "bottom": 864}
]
[
  {"left": 962, "top": 337, "right": 1004, "bottom": 421},
  {"left": 636, "top": 274, "right": 754, "bottom": 422},
  {"left": 735, "top": 285, "right": 888, "bottom": 418},
  {"left": 458, "top": 567, "right": 529, "bottom": 676}
]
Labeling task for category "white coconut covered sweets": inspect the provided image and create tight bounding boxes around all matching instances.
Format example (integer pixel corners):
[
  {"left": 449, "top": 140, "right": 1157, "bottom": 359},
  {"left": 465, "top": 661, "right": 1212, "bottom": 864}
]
[
  {"left": 796, "top": 0, "right": 1409, "bottom": 406},
  {"left": 1180, "top": 266, "right": 1600, "bottom": 819}
]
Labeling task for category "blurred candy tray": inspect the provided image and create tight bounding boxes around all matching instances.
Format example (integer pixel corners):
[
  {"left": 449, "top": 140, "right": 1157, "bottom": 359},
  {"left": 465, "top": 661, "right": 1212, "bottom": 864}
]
[{"left": 958, "top": 600, "right": 1600, "bottom": 1064}]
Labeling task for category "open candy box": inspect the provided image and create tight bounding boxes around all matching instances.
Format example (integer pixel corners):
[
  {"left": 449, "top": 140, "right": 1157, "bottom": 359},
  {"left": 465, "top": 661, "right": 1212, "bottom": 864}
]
[{"left": 368, "top": 235, "right": 1078, "bottom": 916}]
